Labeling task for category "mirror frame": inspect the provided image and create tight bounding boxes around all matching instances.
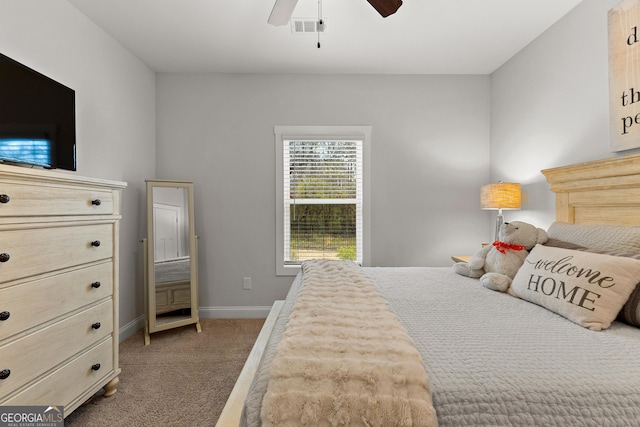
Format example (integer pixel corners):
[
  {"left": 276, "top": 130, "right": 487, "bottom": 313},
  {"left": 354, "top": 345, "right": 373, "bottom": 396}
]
[{"left": 144, "top": 179, "right": 201, "bottom": 345}]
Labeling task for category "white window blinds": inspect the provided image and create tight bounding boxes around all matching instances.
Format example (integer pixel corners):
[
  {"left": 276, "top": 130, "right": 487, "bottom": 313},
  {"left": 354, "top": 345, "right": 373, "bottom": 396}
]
[{"left": 283, "top": 139, "right": 363, "bottom": 264}]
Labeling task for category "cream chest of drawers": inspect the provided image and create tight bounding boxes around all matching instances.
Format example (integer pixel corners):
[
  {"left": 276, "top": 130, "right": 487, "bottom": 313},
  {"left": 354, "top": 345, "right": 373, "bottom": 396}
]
[{"left": 0, "top": 164, "right": 126, "bottom": 417}]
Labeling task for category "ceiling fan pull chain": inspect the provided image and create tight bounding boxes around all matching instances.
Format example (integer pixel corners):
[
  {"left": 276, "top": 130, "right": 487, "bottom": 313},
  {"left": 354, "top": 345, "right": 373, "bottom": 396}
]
[{"left": 317, "top": 0, "right": 322, "bottom": 48}]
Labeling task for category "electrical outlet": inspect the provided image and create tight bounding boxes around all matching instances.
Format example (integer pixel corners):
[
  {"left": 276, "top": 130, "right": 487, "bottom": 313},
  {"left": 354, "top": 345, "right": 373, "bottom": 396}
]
[{"left": 243, "top": 277, "right": 252, "bottom": 290}]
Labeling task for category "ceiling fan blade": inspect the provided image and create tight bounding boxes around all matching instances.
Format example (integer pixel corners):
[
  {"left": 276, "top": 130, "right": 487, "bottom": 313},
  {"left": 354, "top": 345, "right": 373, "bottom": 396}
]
[
  {"left": 367, "top": 0, "right": 403, "bottom": 17},
  {"left": 268, "top": 0, "right": 299, "bottom": 26}
]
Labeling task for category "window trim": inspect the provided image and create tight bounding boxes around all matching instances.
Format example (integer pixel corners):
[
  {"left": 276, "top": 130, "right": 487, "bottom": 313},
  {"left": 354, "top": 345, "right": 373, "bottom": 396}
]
[{"left": 275, "top": 125, "right": 371, "bottom": 276}]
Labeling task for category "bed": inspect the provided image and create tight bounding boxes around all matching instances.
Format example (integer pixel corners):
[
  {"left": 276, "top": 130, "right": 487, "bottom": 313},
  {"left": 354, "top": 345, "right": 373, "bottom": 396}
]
[
  {"left": 217, "top": 153, "right": 640, "bottom": 426},
  {"left": 154, "top": 256, "right": 191, "bottom": 315}
]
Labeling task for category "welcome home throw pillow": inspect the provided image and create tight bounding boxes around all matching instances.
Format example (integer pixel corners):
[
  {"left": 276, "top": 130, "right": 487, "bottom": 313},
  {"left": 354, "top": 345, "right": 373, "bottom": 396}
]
[{"left": 511, "top": 244, "right": 640, "bottom": 331}]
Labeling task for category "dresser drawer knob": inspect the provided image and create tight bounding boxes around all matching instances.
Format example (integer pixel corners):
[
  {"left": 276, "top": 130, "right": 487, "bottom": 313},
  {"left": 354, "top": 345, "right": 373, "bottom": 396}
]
[
  {"left": 91, "top": 240, "right": 101, "bottom": 247},
  {"left": 0, "top": 194, "right": 10, "bottom": 204},
  {"left": 91, "top": 363, "right": 101, "bottom": 371},
  {"left": 0, "top": 253, "right": 9, "bottom": 262},
  {"left": 0, "top": 311, "right": 9, "bottom": 321},
  {"left": 91, "top": 322, "right": 101, "bottom": 330},
  {"left": 91, "top": 281, "right": 101, "bottom": 289},
  {"left": 91, "top": 199, "right": 101, "bottom": 206},
  {"left": 0, "top": 369, "right": 10, "bottom": 380}
]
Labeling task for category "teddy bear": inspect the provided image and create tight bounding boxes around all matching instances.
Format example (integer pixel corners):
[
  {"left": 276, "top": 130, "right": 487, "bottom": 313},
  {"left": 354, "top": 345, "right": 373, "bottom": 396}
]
[{"left": 453, "top": 221, "right": 548, "bottom": 292}]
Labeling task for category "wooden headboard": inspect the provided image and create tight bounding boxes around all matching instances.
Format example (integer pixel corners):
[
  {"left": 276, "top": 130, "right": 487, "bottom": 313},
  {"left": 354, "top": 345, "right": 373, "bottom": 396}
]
[{"left": 542, "top": 153, "right": 640, "bottom": 226}]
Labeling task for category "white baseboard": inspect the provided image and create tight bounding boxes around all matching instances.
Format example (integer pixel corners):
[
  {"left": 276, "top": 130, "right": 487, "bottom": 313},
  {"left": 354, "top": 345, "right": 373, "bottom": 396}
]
[
  {"left": 119, "top": 315, "right": 145, "bottom": 343},
  {"left": 118, "top": 306, "right": 272, "bottom": 342}
]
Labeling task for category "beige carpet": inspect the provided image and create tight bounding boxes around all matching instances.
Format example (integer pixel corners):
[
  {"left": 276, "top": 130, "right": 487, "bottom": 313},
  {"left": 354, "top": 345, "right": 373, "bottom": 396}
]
[{"left": 64, "top": 318, "right": 264, "bottom": 427}]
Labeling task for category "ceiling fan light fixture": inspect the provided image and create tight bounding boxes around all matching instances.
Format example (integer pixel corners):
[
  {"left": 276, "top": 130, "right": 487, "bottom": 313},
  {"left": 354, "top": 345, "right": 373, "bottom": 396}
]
[{"left": 366, "top": 0, "right": 403, "bottom": 17}]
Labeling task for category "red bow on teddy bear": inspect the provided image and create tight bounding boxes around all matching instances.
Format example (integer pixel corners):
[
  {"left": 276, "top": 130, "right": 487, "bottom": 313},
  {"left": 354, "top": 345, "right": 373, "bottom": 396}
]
[{"left": 492, "top": 241, "right": 526, "bottom": 254}]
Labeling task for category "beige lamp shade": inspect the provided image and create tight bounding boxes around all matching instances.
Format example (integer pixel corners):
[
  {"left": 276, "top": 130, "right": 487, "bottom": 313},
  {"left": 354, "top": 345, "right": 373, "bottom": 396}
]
[{"left": 480, "top": 182, "right": 521, "bottom": 210}]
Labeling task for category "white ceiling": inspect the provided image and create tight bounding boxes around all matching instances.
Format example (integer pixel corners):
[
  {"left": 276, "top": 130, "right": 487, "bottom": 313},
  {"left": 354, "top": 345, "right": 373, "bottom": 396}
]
[{"left": 67, "top": 0, "right": 584, "bottom": 75}]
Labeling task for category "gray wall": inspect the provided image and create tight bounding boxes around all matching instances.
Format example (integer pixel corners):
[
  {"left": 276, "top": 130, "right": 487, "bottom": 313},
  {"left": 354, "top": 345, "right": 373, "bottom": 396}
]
[
  {"left": 156, "top": 73, "right": 491, "bottom": 310},
  {"left": 0, "top": 0, "right": 157, "bottom": 333},
  {"left": 491, "top": 0, "right": 640, "bottom": 229}
]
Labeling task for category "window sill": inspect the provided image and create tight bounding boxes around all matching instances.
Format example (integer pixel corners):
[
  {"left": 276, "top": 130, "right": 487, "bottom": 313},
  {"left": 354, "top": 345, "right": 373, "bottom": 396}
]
[{"left": 276, "top": 264, "right": 301, "bottom": 277}]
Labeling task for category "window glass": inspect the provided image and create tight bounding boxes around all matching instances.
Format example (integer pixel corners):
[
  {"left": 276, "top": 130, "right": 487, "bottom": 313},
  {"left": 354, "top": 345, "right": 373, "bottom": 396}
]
[
  {"left": 275, "top": 126, "right": 370, "bottom": 275},
  {"left": 284, "top": 139, "right": 362, "bottom": 264}
]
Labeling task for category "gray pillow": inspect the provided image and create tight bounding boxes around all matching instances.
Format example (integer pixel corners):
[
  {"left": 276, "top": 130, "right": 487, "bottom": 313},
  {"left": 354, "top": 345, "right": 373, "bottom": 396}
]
[
  {"left": 547, "top": 222, "right": 640, "bottom": 254},
  {"left": 543, "top": 238, "right": 587, "bottom": 250}
]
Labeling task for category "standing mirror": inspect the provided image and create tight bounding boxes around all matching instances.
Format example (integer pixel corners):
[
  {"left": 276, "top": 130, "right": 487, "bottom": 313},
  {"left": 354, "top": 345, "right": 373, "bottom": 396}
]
[{"left": 144, "top": 179, "right": 201, "bottom": 345}]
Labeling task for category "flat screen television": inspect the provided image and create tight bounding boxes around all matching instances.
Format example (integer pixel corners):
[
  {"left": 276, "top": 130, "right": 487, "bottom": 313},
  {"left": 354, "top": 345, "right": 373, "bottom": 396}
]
[{"left": 0, "top": 52, "right": 76, "bottom": 171}]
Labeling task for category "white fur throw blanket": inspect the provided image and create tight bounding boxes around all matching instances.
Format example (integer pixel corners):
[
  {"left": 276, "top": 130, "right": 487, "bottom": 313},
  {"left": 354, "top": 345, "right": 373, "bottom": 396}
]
[{"left": 260, "top": 260, "right": 437, "bottom": 427}]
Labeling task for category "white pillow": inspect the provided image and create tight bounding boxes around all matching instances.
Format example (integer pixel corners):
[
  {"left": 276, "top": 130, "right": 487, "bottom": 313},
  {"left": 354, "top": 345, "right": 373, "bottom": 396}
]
[{"left": 510, "top": 244, "right": 640, "bottom": 331}]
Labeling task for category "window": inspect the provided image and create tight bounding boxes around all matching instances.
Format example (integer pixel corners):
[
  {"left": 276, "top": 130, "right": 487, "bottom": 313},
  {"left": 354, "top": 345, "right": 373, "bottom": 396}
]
[{"left": 275, "top": 126, "right": 370, "bottom": 275}]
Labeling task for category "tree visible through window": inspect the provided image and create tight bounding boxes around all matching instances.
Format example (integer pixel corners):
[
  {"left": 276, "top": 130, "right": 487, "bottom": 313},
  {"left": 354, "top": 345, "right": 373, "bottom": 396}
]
[{"left": 284, "top": 139, "right": 363, "bottom": 264}]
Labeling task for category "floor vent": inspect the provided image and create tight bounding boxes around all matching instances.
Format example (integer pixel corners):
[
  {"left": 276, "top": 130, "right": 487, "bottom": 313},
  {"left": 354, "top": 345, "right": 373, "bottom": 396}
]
[{"left": 291, "top": 18, "right": 327, "bottom": 34}]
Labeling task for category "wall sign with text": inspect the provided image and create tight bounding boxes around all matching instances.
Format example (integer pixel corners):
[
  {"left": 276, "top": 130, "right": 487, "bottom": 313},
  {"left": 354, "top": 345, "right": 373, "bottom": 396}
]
[{"left": 609, "top": 0, "right": 640, "bottom": 152}]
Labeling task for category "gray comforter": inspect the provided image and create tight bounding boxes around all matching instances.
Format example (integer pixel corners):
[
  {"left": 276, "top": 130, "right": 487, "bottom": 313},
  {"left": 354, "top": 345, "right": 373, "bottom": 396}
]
[
  {"left": 154, "top": 256, "right": 190, "bottom": 284},
  {"left": 243, "top": 267, "right": 640, "bottom": 426}
]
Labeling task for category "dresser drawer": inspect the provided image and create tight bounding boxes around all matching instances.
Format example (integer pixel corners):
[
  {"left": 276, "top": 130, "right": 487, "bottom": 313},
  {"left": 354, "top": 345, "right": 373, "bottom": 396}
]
[
  {"left": 0, "top": 223, "right": 113, "bottom": 283},
  {"left": 0, "top": 300, "right": 112, "bottom": 400},
  {"left": 0, "top": 262, "right": 113, "bottom": 339},
  {"left": 0, "top": 182, "right": 115, "bottom": 217},
  {"left": 2, "top": 338, "right": 114, "bottom": 407}
]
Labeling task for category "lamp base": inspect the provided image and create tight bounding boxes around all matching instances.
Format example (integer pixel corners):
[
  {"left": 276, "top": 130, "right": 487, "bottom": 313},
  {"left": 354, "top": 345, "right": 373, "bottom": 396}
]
[{"left": 494, "top": 211, "right": 504, "bottom": 242}]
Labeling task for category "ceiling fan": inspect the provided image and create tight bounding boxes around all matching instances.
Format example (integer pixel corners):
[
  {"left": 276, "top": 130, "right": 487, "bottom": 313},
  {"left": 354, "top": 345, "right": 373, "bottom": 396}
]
[{"left": 268, "top": 0, "right": 403, "bottom": 26}]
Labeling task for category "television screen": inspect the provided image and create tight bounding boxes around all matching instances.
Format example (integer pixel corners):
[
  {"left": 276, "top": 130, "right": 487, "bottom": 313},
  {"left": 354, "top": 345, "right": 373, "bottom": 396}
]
[{"left": 0, "top": 52, "right": 76, "bottom": 171}]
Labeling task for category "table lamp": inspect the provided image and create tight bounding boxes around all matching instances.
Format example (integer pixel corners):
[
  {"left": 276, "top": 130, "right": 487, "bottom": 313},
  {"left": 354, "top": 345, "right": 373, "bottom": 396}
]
[{"left": 481, "top": 182, "right": 521, "bottom": 241}]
